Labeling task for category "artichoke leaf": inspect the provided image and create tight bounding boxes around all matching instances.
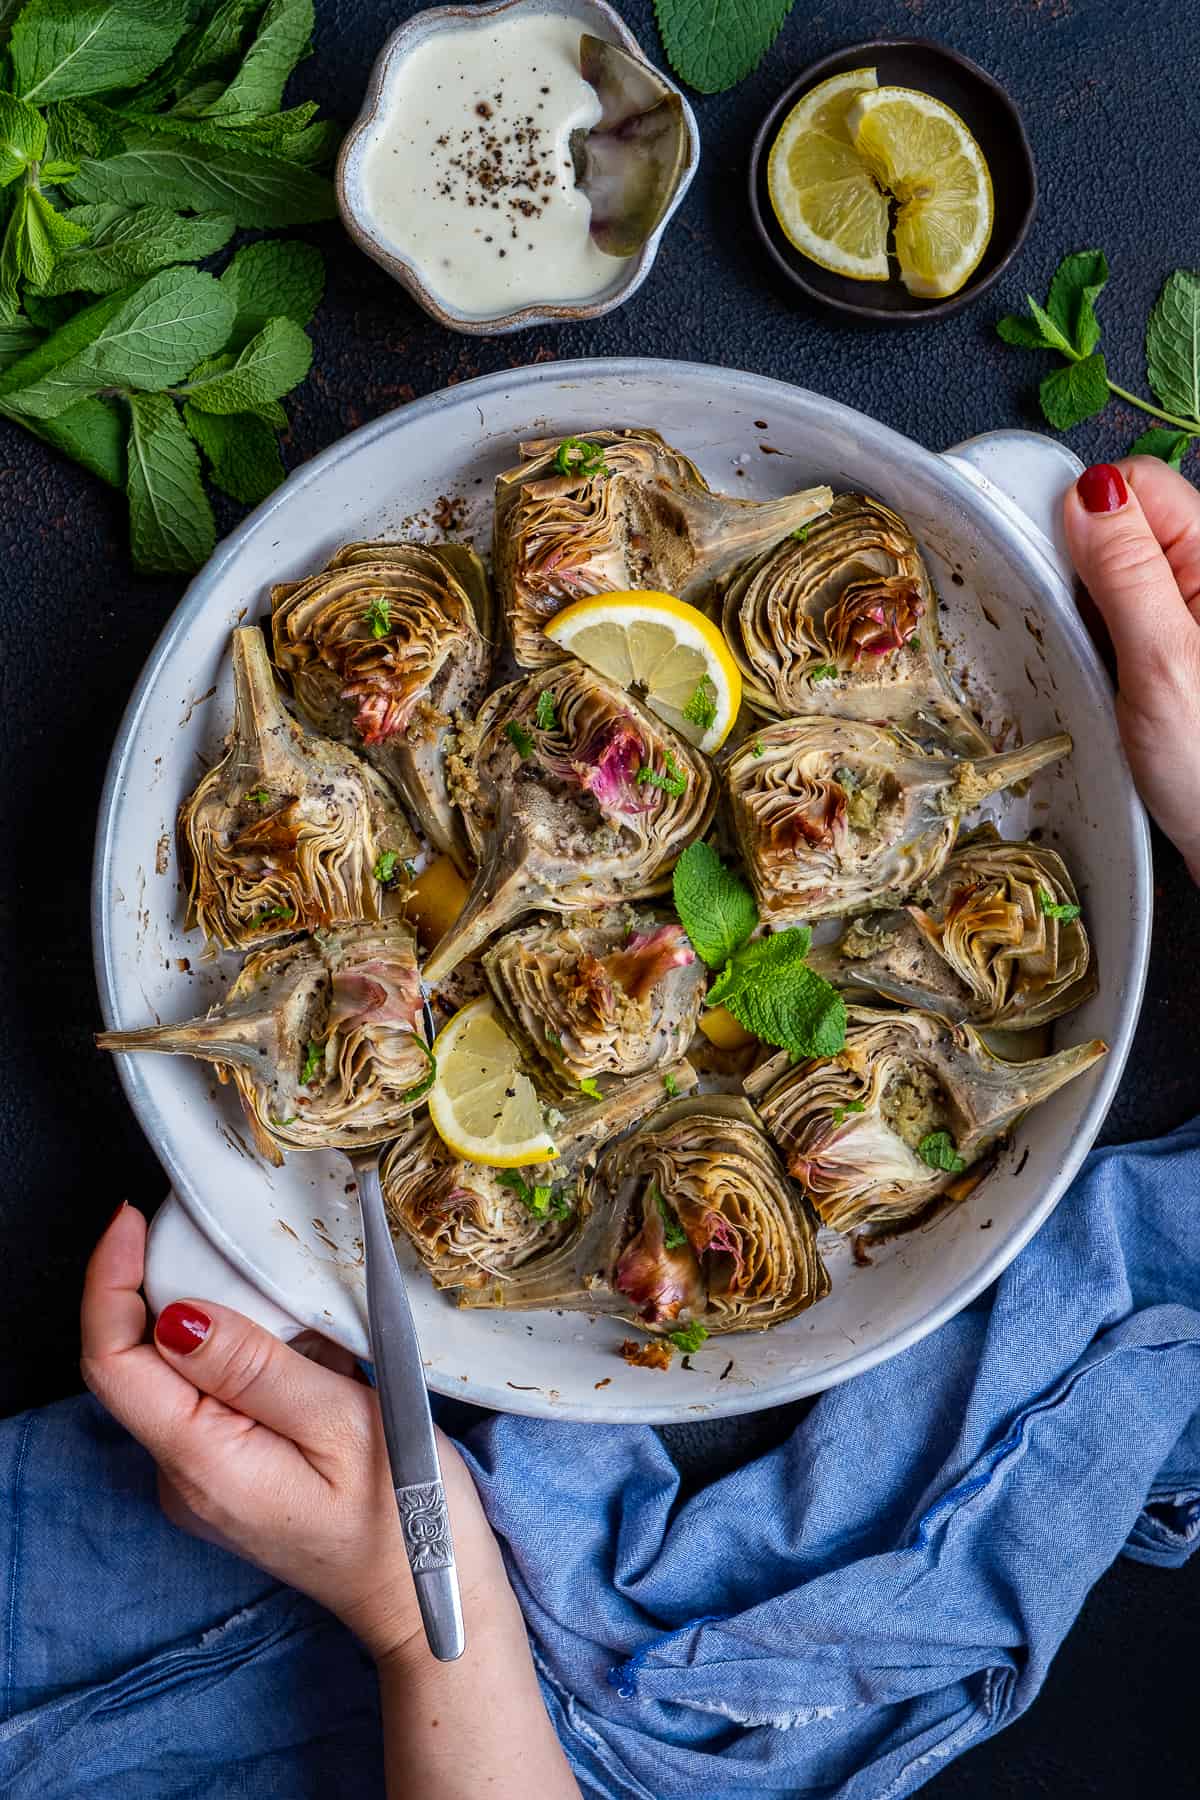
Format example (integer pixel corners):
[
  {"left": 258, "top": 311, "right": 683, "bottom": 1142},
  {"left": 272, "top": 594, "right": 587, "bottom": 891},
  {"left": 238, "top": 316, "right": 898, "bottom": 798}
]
[
  {"left": 483, "top": 909, "right": 705, "bottom": 1084},
  {"left": 494, "top": 426, "right": 832, "bottom": 669},
  {"left": 718, "top": 493, "right": 991, "bottom": 753},
  {"left": 748, "top": 1004, "right": 1107, "bottom": 1233},
  {"left": 179, "top": 627, "right": 418, "bottom": 951},
  {"left": 422, "top": 658, "right": 715, "bottom": 982},
  {"left": 808, "top": 826, "right": 1096, "bottom": 1028},
  {"left": 98, "top": 924, "right": 431, "bottom": 1166},
  {"left": 726, "top": 717, "right": 1073, "bottom": 923},
  {"left": 271, "top": 541, "right": 493, "bottom": 874}
]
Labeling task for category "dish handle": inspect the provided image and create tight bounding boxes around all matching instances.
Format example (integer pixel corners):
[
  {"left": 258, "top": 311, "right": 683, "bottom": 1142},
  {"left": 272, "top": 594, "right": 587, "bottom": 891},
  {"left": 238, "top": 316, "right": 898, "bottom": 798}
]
[
  {"left": 941, "top": 427, "right": 1084, "bottom": 588},
  {"left": 145, "top": 1192, "right": 306, "bottom": 1340}
]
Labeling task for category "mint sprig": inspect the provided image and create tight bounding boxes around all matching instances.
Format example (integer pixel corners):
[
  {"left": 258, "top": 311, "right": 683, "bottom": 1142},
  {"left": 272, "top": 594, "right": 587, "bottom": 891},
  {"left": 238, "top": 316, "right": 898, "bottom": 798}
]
[
  {"left": 1037, "top": 885, "right": 1081, "bottom": 924},
  {"left": 917, "top": 1130, "right": 966, "bottom": 1175},
  {"left": 997, "top": 251, "right": 1199, "bottom": 467},
  {"left": 671, "top": 842, "right": 846, "bottom": 1059}
]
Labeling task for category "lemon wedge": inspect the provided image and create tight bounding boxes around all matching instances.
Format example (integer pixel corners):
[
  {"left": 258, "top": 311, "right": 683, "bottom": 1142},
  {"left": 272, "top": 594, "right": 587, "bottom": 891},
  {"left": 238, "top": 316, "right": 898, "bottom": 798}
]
[
  {"left": 543, "top": 590, "right": 741, "bottom": 753},
  {"left": 847, "top": 87, "right": 993, "bottom": 298},
  {"left": 427, "top": 997, "right": 558, "bottom": 1167},
  {"left": 767, "top": 67, "right": 889, "bottom": 281}
]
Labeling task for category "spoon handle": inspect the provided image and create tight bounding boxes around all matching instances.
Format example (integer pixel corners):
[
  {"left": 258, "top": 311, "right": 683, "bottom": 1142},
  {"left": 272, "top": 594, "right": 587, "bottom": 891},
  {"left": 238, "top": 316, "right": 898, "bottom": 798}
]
[{"left": 354, "top": 1154, "right": 465, "bottom": 1663}]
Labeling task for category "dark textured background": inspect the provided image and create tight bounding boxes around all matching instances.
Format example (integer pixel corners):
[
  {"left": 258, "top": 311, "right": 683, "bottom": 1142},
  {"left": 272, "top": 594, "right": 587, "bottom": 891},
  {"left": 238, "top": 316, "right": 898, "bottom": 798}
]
[{"left": 1, "top": 0, "right": 1196, "bottom": 1790}]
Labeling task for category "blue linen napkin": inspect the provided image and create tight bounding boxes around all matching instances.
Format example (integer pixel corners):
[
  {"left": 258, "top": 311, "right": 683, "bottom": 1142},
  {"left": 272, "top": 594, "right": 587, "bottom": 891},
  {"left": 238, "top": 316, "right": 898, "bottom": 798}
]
[{"left": 1, "top": 1122, "right": 1197, "bottom": 1799}]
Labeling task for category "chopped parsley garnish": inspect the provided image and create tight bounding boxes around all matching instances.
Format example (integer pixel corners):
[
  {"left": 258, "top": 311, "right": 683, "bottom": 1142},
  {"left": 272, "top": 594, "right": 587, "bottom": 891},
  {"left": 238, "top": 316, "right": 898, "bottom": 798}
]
[
  {"left": 301, "top": 1040, "right": 324, "bottom": 1086},
  {"left": 791, "top": 524, "right": 810, "bottom": 543},
  {"left": 535, "top": 688, "right": 558, "bottom": 731},
  {"left": 1038, "top": 885, "right": 1082, "bottom": 923},
  {"left": 554, "top": 436, "right": 609, "bottom": 478},
  {"left": 248, "top": 788, "right": 270, "bottom": 806},
  {"left": 808, "top": 663, "right": 839, "bottom": 683},
  {"left": 832, "top": 1099, "right": 866, "bottom": 1125},
  {"left": 635, "top": 750, "right": 688, "bottom": 796},
  {"left": 669, "top": 1319, "right": 709, "bottom": 1354},
  {"left": 578, "top": 1077, "right": 602, "bottom": 1100},
  {"left": 251, "top": 904, "right": 295, "bottom": 928},
  {"left": 373, "top": 849, "right": 400, "bottom": 885},
  {"left": 497, "top": 1169, "right": 571, "bottom": 1219},
  {"left": 917, "top": 1130, "right": 967, "bottom": 1174},
  {"left": 652, "top": 1182, "right": 687, "bottom": 1249},
  {"left": 682, "top": 675, "right": 718, "bottom": 733},
  {"left": 365, "top": 596, "right": 391, "bottom": 639},
  {"left": 663, "top": 1071, "right": 680, "bottom": 1098},
  {"left": 752, "top": 739, "right": 764, "bottom": 757},
  {"left": 505, "top": 720, "right": 535, "bottom": 758}
]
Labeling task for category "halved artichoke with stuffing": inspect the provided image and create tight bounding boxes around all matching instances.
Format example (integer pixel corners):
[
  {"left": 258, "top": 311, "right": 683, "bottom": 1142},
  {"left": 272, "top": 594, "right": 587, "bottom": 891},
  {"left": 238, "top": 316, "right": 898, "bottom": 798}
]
[
  {"left": 808, "top": 826, "right": 1095, "bottom": 1028},
  {"left": 423, "top": 658, "right": 715, "bottom": 981},
  {"left": 717, "top": 494, "right": 991, "bottom": 753},
  {"left": 382, "top": 1063, "right": 694, "bottom": 1291},
  {"left": 726, "top": 717, "right": 1073, "bottom": 923},
  {"left": 748, "top": 1006, "right": 1107, "bottom": 1233},
  {"left": 270, "top": 542, "right": 492, "bottom": 873},
  {"left": 483, "top": 910, "right": 705, "bottom": 1084},
  {"left": 180, "top": 628, "right": 418, "bottom": 951},
  {"left": 453, "top": 1093, "right": 828, "bottom": 1334},
  {"left": 494, "top": 427, "right": 832, "bottom": 668},
  {"left": 97, "top": 923, "right": 431, "bottom": 1167}
]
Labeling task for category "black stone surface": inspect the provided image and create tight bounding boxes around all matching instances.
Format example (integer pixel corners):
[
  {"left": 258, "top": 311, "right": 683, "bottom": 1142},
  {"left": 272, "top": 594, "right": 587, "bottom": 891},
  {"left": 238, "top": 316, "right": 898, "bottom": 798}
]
[{"left": 1, "top": 0, "right": 1197, "bottom": 1790}]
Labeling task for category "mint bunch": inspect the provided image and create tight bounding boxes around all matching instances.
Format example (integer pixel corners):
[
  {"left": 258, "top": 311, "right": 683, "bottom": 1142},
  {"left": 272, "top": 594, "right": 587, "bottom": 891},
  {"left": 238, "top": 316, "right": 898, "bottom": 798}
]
[
  {"left": 998, "top": 251, "right": 1199, "bottom": 469},
  {"left": 0, "top": 0, "right": 337, "bottom": 571},
  {"left": 672, "top": 841, "right": 846, "bottom": 1059}
]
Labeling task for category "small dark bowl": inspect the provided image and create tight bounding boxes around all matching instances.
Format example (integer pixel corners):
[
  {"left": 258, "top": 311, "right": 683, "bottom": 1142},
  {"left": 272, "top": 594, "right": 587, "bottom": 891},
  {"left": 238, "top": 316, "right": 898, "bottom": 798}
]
[{"left": 748, "top": 38, "right": 1036, "bottom": 324}]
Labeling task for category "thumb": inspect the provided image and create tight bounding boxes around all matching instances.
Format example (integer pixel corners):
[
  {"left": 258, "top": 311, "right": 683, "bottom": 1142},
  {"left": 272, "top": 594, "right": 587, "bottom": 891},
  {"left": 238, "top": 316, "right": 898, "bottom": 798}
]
[
  {"left": 1063, "top": 462, "right": 1198, "bottom": 709},
  {"left": 154, "top": 1298, "right": 362, "bottom": 1454}
]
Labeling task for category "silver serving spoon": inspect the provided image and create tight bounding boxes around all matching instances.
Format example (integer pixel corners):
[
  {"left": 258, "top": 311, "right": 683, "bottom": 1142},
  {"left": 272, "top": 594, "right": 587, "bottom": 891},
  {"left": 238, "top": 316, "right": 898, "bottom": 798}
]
[{"left": 346, "top": 1141, "right": 465, "bottom": 1662}]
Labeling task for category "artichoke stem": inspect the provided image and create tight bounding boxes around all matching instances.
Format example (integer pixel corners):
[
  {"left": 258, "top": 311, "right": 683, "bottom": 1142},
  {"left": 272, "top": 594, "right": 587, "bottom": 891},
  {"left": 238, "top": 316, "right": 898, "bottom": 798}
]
[
  {"left": 688, "top": 486, "right": 834, "bottom": 585},
  {"left": 952, "top": 732, "right": 1073, "bottom": 811},
  {"left": 421, "top": 846, "right": 533, "bottom": 984},
  {"left": 96, "top": 1013, "right": 261, "bottom": 1068},
  {"left": 231, "top": 626, "right": 292, "bottom": 755}
]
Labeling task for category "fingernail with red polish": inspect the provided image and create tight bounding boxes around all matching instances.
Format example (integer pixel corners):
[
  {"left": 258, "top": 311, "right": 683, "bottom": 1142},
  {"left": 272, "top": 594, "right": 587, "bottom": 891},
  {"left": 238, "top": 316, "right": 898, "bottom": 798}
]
[
  {"left": 104, "top": 1199, "right": 127, "bottom": 1233},
  {"left": 156, "top": 1302, "right": 212, "bottom": 1355},
  {"left": 1077, "top": 463, "right": 1129, "bottom": 514}
]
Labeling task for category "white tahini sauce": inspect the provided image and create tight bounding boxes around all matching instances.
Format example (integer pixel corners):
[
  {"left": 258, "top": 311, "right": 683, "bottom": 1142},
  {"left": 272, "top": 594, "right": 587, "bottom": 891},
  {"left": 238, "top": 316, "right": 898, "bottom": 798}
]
[{"left": 360, "top": 14, "right": 629, "bottom": 317}]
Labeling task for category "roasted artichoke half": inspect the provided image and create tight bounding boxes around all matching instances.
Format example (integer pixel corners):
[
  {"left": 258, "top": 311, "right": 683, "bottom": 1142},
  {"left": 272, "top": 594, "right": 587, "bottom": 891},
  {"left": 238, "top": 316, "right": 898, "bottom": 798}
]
[
  {"left": 718, "top": 493, "right": 991, "bottom": 753},
  {"left": 180, "top": 627, "right": 418, "bottom": 951},
  {"left": 748, "top": 1005, "right": 1107, "bottom": 1233},
  {"left": 482, "top": 910, "right": 705, "bottom": 1084},
  {"left": 726, "top": 718, "right": 1073, "bottom": 923},
  {"left": 809, "top": 826, "right": 1095, "bottom": 1028},
  {"left": 270, "top": 542, "right": 493, "bottom": 873},
  {"left": 453, "top": 1094, "right": 829, "bottom": 1334},
  {"left": 382, "top": 1063, "right": 694, "bottom": 1291},
  {"left": 494, "top": 427, "right": 833, "bottom": 668},
  {"left": 98, "top": 924, "right": 432, "bottom": 1167},
  {"left": 423, "top": 658, "right": 715, "bottom": 981}
]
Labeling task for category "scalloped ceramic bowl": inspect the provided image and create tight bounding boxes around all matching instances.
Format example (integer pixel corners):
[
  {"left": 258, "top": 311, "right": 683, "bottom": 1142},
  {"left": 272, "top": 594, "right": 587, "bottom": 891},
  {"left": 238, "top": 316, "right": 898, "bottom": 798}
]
[
  {"left": 94, "top": 360, "right": 1152, "bottom": 1425},
  {"left": 336, "top": 0, "right": 699, "bottom": 334}
]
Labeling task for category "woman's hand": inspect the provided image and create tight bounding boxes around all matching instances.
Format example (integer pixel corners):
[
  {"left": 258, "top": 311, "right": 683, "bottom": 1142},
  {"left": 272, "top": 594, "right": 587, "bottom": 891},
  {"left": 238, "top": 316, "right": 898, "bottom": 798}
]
[
  {"left": 1064, "top": 456, "right": 1200, "bottom": 881},
  {"left": 79, "top": 1200, "right": 503, "bottom": 1664}
]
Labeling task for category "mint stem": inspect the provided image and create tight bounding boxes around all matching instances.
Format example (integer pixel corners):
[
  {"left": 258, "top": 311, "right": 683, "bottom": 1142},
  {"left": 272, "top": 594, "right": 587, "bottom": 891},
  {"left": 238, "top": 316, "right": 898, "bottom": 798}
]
[{"left": 1102, "top": 380, "right": 1198, "bottom": 435}]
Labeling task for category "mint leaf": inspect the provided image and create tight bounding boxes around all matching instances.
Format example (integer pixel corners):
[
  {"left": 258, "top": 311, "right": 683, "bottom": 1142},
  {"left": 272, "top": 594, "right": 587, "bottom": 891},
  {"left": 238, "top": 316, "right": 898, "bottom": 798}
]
[
  {"left": 682, "top": 675, "right": 717, "bottom": 732},
  {"left": 1039, "top": 353, "right": 1110, "bottom": 431},
  {"left": 0, "top": 91, "right": 46, "bottom": 185},
  {"left": 0, "top": 283, "right": 128, "bottom": 401},
  {"left": 578, "top": 1077, "right": 602, "bottom": 1101},
  {"left": 26, "top": 392, "right": 124, "bottom": 484},
  {"left": 653, "top": 1183, "right": 687, "bottom": 1248},
  {"left": 220, "top": 237, "right": 323, "bottom": 349},
  {"left": 668, "top": 1318, "right": 708, "bottom": 1354},
  {"left": 709, "top": 930, "right": 847, "bottom": 1059},
  {"left": 1127, "top": 426, "right": 1193, "bottom": 469},
  {"left": 182, "top": 315, "right": 310, "bottom": 412},
  {"left": 534, "top": 687, "right": 557, "bottom": 731},
  {"left": 1037, "top": 884, "right": 1081, "bottom": 923},
  {"left": 183, "top": 401, "right": 283, "bottom": 504},
  {"left": 996, "top": 313, "right": 1052, "bottom": 350},
  {"left": 1026, "top": 296, "right": 1075, "bottom": 359},
  {"left": 12, "top": 0, "right": 191, "bottom": 103},
  {"left": 654, "top": 0, "right": 793, "bottom": 94},
  {"left": 0, "top": 267, "right": 235, "bottom": 417},
  {"left": 301, "top": 1039, "right": 322, "bottom": 1085},
  {"left": 1145, "top": 270, "right": 1200, "bottom": 422},
  {"left": 505, "top": 719, "right": 534, "bottom": 758},
  {"left": 0, "top": 317, "right": 41, "bottom": 367},
  {"left": 34, "top": 203, "right": 236, "bottom": 295},
  {"left": 42, "top": 97, "right": 126, "bottom": 162},
  {"left": 66, "top": 130, "right": 336, "bottom": 226},
  {"left": 202, "top": 0, "right": 313, "bottom": 120},
  {"left": 130, "top": 0, "right": 259, "bottom": 112},
  {"left": 671, "top": 841, "right": 758, "bottom": 969},
  {"left": 16, "top": 188, "right": 89, "bottom": 287},
  {"left": 917, "top": 1130, "right": 966, "bottom": 1174},
  {"left": 635, "top": 749, "right": 687, "bottom": 796},
  {"left": 126, "top": 391, "right": 215, "bottom": 572},
  {"left": 1047, "top": 249, "right": 1108, "bottom": 355}
]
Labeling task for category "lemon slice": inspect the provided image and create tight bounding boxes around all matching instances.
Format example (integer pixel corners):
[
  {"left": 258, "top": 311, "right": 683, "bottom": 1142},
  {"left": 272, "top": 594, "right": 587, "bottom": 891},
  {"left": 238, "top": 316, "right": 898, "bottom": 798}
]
[
  {"left": 427, "top": 997, "right": 558, "bottom": 1167},
  {"left": 767, "top": 67, "right": 889, "bottom": 281},
  {"left": 543, "top": 590, "right": 741, "bottom": 752},
  {"left": 847, "top": 87, "right": 993, "bottom": 298}
]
